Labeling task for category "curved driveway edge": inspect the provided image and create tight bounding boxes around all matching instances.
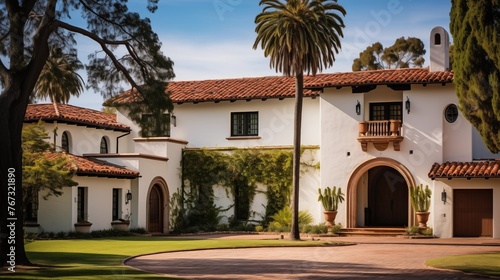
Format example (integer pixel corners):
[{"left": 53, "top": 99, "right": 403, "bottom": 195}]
[{"left": 126, "top": 235, "right": 500, "bottom": 279}]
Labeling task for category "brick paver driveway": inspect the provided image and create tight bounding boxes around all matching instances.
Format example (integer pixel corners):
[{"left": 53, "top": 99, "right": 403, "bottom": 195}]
[{"left": 126, "top": 236, "right": 500, "bottom": 279}]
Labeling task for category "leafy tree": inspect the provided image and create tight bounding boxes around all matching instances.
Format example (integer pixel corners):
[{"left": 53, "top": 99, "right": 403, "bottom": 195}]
[
  {"left": 22, "top": 122, "right": 78, "bottom": 222},
  {"left": 0, "top": 1, "right": 174, "bottom": 266},
  {"left": 352, "top": 37, "right": 426, "bottom": 71},
  {"left": 450, "top": 0, "right": 500, "bottom": 153},
  {"left": 253, "top": 0, "right": 346, "bottom": 240},
  {"left": 33, "top": 48, "right": 85, "bottom": 104}
]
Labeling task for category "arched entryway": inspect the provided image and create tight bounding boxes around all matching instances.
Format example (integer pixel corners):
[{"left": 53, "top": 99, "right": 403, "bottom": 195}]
[
  {"left": 346, "top": 158, "right": 416, "bottom": 228},
  {"left": 146, "top": 177, "right": 169, "bottom": 233},
  {"left": 366, "top": 166, "right": 408, "bottom": 226}
]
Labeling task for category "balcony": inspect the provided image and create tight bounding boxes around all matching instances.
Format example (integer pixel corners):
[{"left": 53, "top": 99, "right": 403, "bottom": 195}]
[{"left": 357, "top": 120, "right": 404, "bottom": 151}]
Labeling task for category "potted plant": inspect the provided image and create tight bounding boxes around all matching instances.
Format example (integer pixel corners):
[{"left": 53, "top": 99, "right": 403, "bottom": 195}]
[
  {"left": 409, "top": 184, "right": 432, "bottom": 228},
  {"left": 111, "top": 212, "right": 131, "bottom": 231},
  {"left": 318, "top": 186, "right": 345, "bottom": 228},
  {"left": 74, "top": 214, "right": 92, "bottom": 233}
]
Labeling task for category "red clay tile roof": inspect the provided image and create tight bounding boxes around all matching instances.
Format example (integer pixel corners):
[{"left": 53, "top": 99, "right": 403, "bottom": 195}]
[
  {"left": 46, "top": 152, "right": 140, "bottom": 179},
  {"left": 25, "top": 103, "right": 130, "bottom": 132},
  {"left": 305, "top": 67, "right": 453, "bottom": 89},
  {"left": 105, "top": 75, "right": 320, "bottom": 105},
  {"left": 429, "top": 161, "right": 500, "bottom": 179},
  {"left": 105, "top": 68, "right": 453, "bottom": 105}
]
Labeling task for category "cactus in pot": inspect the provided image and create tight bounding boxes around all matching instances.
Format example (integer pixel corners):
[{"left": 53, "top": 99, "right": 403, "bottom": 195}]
[{"left": 318, "top": 186, "right": 344, "bottom": 227}]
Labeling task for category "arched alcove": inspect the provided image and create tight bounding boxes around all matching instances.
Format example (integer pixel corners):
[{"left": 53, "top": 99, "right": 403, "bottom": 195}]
[{"left": 346, "top": 158, "right": 416, "bottom": 228}]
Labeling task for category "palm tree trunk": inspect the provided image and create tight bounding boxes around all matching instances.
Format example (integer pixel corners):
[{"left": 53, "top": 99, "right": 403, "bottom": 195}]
[{"left": 289, "top": 72, "right": 304, "bottom": 240}]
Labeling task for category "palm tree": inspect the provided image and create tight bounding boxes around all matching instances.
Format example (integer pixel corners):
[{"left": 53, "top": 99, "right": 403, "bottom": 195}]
[
  {"left": 33, "top": 48, "right": 84, "bottom": 104},
  {"left": 253, "top": 0, "right": 345, "bottom": 240}
]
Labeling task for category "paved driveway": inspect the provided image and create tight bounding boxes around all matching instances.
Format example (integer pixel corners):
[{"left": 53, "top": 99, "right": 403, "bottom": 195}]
[{"left": 126, "top": 235, "right": 500, "bottom": 279}]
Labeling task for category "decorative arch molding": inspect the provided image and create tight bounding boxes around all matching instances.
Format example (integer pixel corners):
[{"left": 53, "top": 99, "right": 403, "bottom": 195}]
[
  {"left": 346, "top": 157, "right": 416, "bottom": 228},
  {"left": 146, "top": 176, "right": 170, "bottom": 233}
]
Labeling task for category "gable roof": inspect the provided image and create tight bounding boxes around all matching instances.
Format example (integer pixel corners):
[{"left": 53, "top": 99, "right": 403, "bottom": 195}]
[
  {"left": 428, "top": 161, "right": 500, "bottom": 179},
  {"left": 25, "top": 103, "right": 130, "bottom": 132},
  {"left": 104, "top": 67, "right": 453, "bottom": 106},
  {"left": 46, "top": 152, "right": 140, "bottom": 179}
]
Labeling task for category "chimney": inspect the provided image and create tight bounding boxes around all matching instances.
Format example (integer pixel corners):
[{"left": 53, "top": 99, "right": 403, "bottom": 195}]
[{"left": 429, "top": 26, "right": 450, "bottom": 72}]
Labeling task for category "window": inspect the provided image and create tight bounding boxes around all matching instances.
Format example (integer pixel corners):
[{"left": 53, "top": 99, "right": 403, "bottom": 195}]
[
  {"left": 445, "top": 104, "right": 458, "bottom": 123},
  {"left": 61, "top": 131, "right": 70, "bottom": 153},
  {"left": 141, "top": 114, "right": 171, "bottom": 137},
  {"left": 231, "top": 112, "right": 258, "bottom": 136},
  {"left": 234, "top": 181, "right": 250, "bottom": 220},
  {"left": 434, "top": 33, "right": 441, "bottom": 45},
  {"left": 112, "top": 189, "right": 121, "bottom": 220},
  {"left": 77, "top": 187, "right": 88, "bottom": 222},
  {"left": 25, "top": 190, "right": 38, "bottom": 223},
  {"left": 370, "top": 102, "right": 402, "bottom": 121},
  {"left": 100, "top": 137, "right": 108, "bottom": 154}
]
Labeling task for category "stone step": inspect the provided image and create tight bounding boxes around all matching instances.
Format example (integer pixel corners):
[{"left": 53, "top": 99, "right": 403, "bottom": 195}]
[{"left": 339, "top": 227, "right": 406, "bottom": 237}]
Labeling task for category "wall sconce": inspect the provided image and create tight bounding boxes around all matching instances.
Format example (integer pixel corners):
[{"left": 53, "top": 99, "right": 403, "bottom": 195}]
[
  {"left": 171, "top": 114, "right": 177, "bottom": 127},
  {"left": 405, "top": 97, "right": 411, "bottom": 114},
  {"left": 126, "top": 190, "right": 132, "bottom": 204},
  {"left": 355, "top": 100, "right": 361, "bottom": 115},
  {"left": 441, "top": 189, "right": 447, "bottom": 204}
]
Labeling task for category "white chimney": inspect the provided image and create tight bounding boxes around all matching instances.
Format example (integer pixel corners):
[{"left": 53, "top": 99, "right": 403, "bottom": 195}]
[{"left": 430, "top": 26, "right": 450, "bottom": 72}]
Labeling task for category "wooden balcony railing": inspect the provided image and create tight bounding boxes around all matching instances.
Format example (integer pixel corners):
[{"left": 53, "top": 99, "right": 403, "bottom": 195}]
[{"left": 357, "top": 120, "right": 404, "bottom": 151}]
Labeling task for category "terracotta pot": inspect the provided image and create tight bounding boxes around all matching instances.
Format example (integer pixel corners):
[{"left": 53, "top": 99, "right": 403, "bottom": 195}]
[
  {"left": 358, "top": 122, "right": 368, "bottom": 136},
  {"left": 416, "top": 212, "right": 430, "bottom": 228},
  {"left": 323, "top": 210, "right": 338, "bottom": 227}
]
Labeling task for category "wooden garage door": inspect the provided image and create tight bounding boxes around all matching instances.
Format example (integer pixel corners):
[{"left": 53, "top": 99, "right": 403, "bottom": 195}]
[{"left": 453, "top": 189, "right": 493, "bottom": 237}]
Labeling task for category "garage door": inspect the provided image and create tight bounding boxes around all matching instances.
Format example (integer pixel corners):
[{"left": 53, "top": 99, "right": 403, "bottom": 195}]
[{"left": 453, "top": 189, "right": 493, "bottom": 237}]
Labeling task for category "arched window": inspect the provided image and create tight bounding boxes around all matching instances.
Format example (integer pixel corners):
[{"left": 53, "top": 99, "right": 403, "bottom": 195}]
[
  {"left": 61, "top": 131, "right": 70, "bottom": 153},
  {"left": 100, "top": 137, "right": 109, "bottom": 154},
  {"left": 434, "top": 33, "right": 441, "bottom": 45}
]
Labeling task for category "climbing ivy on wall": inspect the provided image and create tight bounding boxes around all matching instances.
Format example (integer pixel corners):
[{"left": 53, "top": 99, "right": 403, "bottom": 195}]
[{"left": 170, "top": 148, "right": 317, "bottom": 233}]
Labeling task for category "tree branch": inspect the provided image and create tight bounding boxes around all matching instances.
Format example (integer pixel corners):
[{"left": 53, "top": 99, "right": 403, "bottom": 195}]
[{"left": 55, "top": 20, "right": 143, "bottom": 93}]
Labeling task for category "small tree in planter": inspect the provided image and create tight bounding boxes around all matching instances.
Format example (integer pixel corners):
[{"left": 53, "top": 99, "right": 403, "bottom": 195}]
[
  {"left": 409, "top": 184, "right": 432, "bottom": 229},
  {"left": 318, "top": 186, "right": 345, "bottom": 230}
]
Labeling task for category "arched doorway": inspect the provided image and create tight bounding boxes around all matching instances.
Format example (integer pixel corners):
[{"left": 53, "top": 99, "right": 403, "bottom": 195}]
[
  {"left": 366, "top": 166, "right": 408, "bottom": 226},
  {"left": 147, "top": 177, "right": 169, "bottom": 233},
  {"left": 346, "top": 158, "right": 416, "bottom": 228}
]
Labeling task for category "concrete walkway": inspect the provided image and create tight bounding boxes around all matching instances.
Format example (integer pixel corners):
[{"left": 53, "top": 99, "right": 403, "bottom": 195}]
[{"left": 126, "top": 234, "right": 500, "bottom": 279}]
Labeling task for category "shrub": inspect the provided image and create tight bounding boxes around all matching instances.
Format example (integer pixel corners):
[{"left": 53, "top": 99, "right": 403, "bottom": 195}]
[
  {"left": 405, "top": 225, "right": 420, "bottom": 236},
  {"left": 267, "top": 207, "right": 313, "bottom": 232}
]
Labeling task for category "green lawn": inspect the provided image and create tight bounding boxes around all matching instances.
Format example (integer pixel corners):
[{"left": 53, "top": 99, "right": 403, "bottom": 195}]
[
  {"left": 1, "top": 236, "right": 335, "bottom": 279},
  {"left": 426, "top": 252, "right": 500, "bottom": 277}
]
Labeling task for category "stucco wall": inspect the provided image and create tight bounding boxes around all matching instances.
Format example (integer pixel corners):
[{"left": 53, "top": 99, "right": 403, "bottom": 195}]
[
  {"left": 35, "top": 176, "right": 131, "bottom": 233},
  {"left": 169, "top": 97, "right": 320, "bottom": 148},
  {"left": 30, "top": 122, "right": 127, "bottom": 156}
]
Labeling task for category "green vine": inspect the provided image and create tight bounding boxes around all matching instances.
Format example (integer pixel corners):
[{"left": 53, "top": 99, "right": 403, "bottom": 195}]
[{"left": 170, "top": 148, "right": 318, "bottom": 232}]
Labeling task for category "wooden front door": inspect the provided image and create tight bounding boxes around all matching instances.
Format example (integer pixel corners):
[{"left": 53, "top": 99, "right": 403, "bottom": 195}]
[
  {"left": 148, "top": 184, "right": 164, "bottom": 233},
  {"left": 453, "top": 189, "right": 493, "bottom": 237},
  {"left": 366, "top": 166, "right": 408, "bottom": 226}
]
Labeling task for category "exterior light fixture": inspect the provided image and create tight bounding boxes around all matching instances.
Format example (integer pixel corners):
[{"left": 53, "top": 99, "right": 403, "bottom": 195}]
[
  {"left": 355, "top": 100, "right": 361, "bottom": 115},
  {"left": 171, "top": 114, "right": 177, "bottom": 127},
  {"left": 441, "top": 189, "right": 447, "bottom": 204},
  {"left": 126, "top": 190, "right": 132, "bottom": 204},
  {"left": 405, "top": 97, "right": 411, "bottom": 114}
]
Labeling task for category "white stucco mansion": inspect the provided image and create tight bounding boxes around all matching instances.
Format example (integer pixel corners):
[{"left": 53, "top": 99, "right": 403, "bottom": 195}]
[{"left": 24, "top": 27, "right": 499, "bottom": 238}]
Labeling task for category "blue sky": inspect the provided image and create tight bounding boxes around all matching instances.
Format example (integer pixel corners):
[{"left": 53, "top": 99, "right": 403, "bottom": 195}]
[{"left": 69, "top": 0, "right": 452, "bottom": 110}]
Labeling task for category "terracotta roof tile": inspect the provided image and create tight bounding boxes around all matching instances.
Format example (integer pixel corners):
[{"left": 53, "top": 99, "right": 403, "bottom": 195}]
[
  {"left": 46, "top": 152, "right": 140, "bottom": 179},
  {"left": 429, "top": 161, "right": 500, "bottom": 179},
  {"left": 105, "top": 68, "right": 453, "bottom": 106},
  {"left": 25, "top": 103, "right": 130, "bottom": 132}
]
